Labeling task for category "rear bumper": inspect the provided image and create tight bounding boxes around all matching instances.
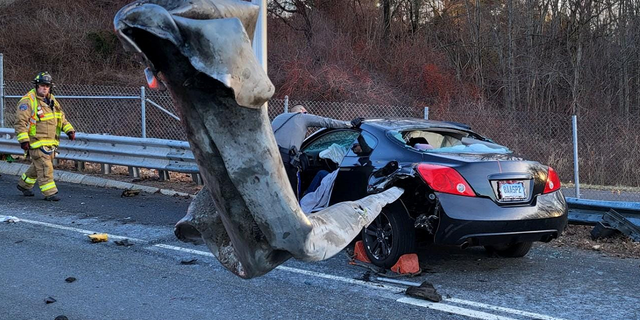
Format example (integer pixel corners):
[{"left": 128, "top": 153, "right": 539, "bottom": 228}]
[{"left": 433, "top": 191, "right": 568, "bottom": 246}]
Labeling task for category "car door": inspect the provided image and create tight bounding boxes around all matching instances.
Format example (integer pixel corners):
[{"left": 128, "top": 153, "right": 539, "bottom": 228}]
[
  {"left": 300, "top": 129, "right": 361, "bottom": 194},
  {"left": 329, "top": 131, "right": 379, "bottom": 205}
]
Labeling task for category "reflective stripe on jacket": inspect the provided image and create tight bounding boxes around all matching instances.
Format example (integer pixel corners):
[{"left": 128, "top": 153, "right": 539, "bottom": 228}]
[{"left": 14, "top": 89, "right": 74, "bottom": 148}]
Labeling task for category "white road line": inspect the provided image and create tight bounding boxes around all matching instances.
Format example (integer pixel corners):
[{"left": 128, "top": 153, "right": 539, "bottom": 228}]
[
  {"left": 153, "top": 244, "right": 216, "bottom": 257},
  {"left": 375, "top": 277, "right": 567, "bottom": 320},
  {"left": 152, "top": 244, "right": 405, "bottom": 292},
  {"left": 446, "top": 298, "right": 566, "bottom": 320},
  {"left": 275, "top": 265, "right": 405, "bottom": 292},
  {"left": 397, "top": 297, "right": 518, "bottom": 320},
  {"left": 10, "top": 218, "right": 563, "bottom": 320},
  {"left": 17, "top": 218, "right": 147, "bottom": 242}
]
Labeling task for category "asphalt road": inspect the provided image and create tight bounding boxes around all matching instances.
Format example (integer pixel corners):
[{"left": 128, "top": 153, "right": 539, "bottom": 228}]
[{"left": 1, "top": 174, "right": 639, "bottom": 320}]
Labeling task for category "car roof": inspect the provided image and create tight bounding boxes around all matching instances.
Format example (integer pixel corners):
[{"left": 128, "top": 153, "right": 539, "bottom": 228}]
[{"left": 361, "top": 118, "right": 472, "bottom": 132}]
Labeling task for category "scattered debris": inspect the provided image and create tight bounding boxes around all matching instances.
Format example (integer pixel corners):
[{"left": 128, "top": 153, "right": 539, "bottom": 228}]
[
  {"left": 14, "top": 240, "right": 24, "bottom": 244},
  {"left": 354, "top": 271, "right": 373, "bottom": 282},
  {"left": 549, "top": 225, "right": 640, "bottom": 258},
  {"left": 405, "top": 281, "right": 442, "bottom": 302},
  {"left": 121, "top": 189, "right": 141, "bottom": 197},
  {"left": 114, "top": 239, "right": 134, "bottom": 247},
  {"left": 54, "top": 316, "right": 69, "bottom": 320},
  {"left": 0, "top": 215, "right": 20, "bottom": 223},
  {"left": 44, "top": 296, "right": 57, "bottom": 304},
  {"left": 65, "top": 277, "right": 77, "bottom": 283},
  {"left": 120, "top": 217, "right": 134, "bottom": 224},
  {"left": 591, "top": 221, "right": 620, "bottom": 240},
  {"left": 180, "top": 258, "right": 198, "bottom": 265},
  {"left": 602, "top": 209, "right": 640, "bottom": 242},
  {"left": 592, "top": 245, "right": 602, "bottom": 251},
  {"left": 88, "top": 233, "right": 108, "bottom": 243}
]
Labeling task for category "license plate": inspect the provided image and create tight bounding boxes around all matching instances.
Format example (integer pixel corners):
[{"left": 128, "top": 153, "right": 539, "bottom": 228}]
[{"left": 498, "top": 181, "right": 526, "bottom": 200}]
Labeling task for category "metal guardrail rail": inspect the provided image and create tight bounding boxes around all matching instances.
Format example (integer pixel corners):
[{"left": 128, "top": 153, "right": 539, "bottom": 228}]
[
  {"left": 566, "top": 197, "right": 640, "bottom": 227},
  {"left": 0, "top": 128, "right": 198, "bottom": 173}
]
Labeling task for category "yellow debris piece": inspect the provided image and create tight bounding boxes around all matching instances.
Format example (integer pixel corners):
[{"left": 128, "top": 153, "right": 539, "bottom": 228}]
[{"left": 88, "top": 233, "right": 108, "bottom": 243}]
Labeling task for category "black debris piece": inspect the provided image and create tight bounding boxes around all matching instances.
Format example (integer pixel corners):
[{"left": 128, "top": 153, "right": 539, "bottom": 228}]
[
  {"left": 355, "top": 271, "right": 372, "bottom": 282},
  {"left": 114, "top": 239, "right": 134, "bottom": 247},
  {"left": 121, "top": 189, "right": 141, "bottom": 197},
  {"left": 44, "top": 297, "right": 57, "bottom": 304},
  {"left": 602, "top": 209, "right": 640, "bottom": 242},
  {"left": 405, "top": 281, "right": 442, "bottom": 302},
  {"left": 65, "top": 277, "right": 77, "bottom": 283},
  {"left": 590, "top": 221, "right": 620, "bottom": 240},
  {"left": 54, "top": 316, "right": 69, "bottom": 320},
  {"left": 180, "top": 258, "right": 198, "bottom": 265}
]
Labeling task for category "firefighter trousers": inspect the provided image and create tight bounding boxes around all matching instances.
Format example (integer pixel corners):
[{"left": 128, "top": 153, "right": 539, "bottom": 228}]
[{"left": 18, "top": 148, "right": 58, "bottom": 196}]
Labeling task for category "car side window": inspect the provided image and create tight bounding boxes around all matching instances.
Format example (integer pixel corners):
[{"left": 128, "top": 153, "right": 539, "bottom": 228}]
[{"left": 302, "top": 130, "right": 360, "bottom": 154}]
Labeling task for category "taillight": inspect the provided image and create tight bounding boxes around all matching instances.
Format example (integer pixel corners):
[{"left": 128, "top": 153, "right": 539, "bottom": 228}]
[
  {"left": 417, "top": 164, "right": 476, "bottom": 197},
  {"left": 543, "top": 167, "right": 561, "bottom": 194}
]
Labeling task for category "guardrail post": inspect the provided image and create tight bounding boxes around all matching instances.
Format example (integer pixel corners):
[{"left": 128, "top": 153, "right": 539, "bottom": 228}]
[
  {"left": 423, "top": 107, "right": 429, "bottom": 120},
  {"left": 284, "top": 95, "right": 289, "bottom": 113},
  {"left": 102, "top": 163, "right": 111, "bottom": 175},
  {"left": 129, "top": 166, "right": 140, "bottom": 178},
  {"left": 191, "top": 173, "right": 203, "bottom": 185},
  {"left": 76, "top": 161, "right": 85, "bottom": 172},
  {"left": 158, "top": 170, "right": 170, "bottom": 181},
  {"left": 1, "top": 53, "right": 4, "bottom": 128},
  {"left": 572, "top": 115, "right": 581, "bottom": 199},
  {"left": 141, "top": 86, "right": 146, "bottom": 138}
]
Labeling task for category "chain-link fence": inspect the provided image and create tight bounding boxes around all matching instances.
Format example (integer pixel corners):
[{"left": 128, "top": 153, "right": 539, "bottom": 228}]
[{"left": 2, "top": 80, "right": 639, "bottom": 202}]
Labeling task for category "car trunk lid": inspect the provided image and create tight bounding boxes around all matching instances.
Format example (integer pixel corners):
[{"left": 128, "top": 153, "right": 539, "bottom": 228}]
[{"left": 422, "top": 153, "right": 548, "bottom": 203}]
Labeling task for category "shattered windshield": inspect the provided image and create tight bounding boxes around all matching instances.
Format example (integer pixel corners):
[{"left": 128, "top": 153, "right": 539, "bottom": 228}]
[{"left": 387, "top": 128, "right": 511, "bottom": 154}]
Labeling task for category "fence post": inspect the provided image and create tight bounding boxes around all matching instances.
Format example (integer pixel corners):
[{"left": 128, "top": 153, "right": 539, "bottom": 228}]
[
  {"left": 284, "top": 95, "right": 289, "bottom": 113},
  {"left": 423, "top": 107, "right": 429, "bottom": 120},
  {"left": 572, "top": 115, "right": 581, "bottom": 199},
  {"left": 1, "top": 53, "right": 4, "bottom": 128},
  {"left": 140, "top": 86, "right": 146, "bottom": 138}
]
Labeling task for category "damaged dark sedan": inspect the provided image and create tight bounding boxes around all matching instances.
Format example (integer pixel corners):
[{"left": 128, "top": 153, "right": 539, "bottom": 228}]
[{"left": 298, "top": 118, "right": 568, "bottom": 268}]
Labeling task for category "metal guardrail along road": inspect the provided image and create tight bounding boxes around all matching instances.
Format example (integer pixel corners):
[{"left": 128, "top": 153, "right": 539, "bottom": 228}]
[{"left": 0, "top": 128, "right": 198, "bottom": 173}]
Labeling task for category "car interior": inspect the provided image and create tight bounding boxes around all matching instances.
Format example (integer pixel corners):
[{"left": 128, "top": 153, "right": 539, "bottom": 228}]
[{"left": 393, "top": 129, "right": 509, "bottom": 153}]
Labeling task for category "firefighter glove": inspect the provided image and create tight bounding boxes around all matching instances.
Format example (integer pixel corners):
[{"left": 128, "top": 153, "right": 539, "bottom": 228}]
[
  {"left": 350, "top": 117, "right": 364, "bottom": 128},
  {"left": 67, "top": 131, "right": 76, "bottom": 141},
  {"left": 20, "top": 142, "right": 30, "bottom": 150}
]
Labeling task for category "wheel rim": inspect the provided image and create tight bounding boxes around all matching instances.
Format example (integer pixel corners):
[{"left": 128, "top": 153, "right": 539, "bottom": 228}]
[{"left": 363, "top": 212, "right": 393, "bottom": 260}]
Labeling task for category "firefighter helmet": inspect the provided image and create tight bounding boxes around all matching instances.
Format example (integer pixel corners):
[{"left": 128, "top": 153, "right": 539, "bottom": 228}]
[{"left": 33, "top": 72, "right": 53, "bottom": 86}]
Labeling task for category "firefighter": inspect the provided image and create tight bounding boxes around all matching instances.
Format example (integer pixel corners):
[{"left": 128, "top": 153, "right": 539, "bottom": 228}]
[{"left": 15, "top": 72, "right": 75, "bottom": 201}]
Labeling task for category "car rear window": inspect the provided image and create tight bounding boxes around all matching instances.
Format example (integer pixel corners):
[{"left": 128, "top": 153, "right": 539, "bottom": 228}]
[{"left": 387, "top": 128, "right": 511, "bottom": 154}]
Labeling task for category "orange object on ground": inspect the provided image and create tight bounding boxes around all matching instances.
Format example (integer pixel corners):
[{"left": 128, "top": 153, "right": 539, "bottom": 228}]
[
  {"left": 353, "top": 241, "right": 371, "bottom": 263},
  {"left": 390, "top": 253, "right": 419, "bottom": 274}
]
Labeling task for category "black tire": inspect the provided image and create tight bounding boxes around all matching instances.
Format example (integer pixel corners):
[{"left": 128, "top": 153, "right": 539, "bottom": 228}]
[
  {"left": 361, "top": 200, "right": 415, "bottom": 268},
  {"left": 485, "top": 241, "right": 533, "bottom": 258}
]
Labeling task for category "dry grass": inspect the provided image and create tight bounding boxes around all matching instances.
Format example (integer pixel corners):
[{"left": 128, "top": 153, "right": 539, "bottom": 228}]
[{"left": 543, "top": 225, "right": 640, "bottom": 259}]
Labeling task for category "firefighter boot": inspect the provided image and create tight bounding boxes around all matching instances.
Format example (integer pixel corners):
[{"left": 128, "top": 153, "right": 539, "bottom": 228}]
[
  {"left": 17, "top": 185, "right": 34, "bottom": 197},
  {"left": 44, "top": 193, "right": 60, "bottom": 201}
]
